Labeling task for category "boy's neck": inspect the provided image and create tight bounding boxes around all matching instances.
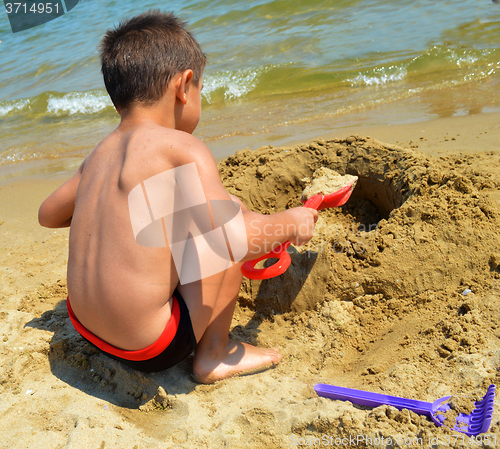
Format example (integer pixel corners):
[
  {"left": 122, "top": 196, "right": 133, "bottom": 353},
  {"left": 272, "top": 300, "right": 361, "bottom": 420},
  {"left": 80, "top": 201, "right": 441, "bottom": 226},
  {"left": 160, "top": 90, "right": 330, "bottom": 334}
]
[{"left": 117, "top": 97, "right": 176, "bottom": 131}]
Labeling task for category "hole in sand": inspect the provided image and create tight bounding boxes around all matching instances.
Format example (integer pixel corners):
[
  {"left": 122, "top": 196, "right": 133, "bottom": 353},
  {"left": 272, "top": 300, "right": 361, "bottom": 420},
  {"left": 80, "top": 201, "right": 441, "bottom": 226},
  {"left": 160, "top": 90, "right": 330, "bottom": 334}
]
[
  {"left": 331, "top": 173, "right": 407, "bottom": 234},
  {"left": 342, "top": 196, "right": 384, "bottom": 232},
  {"left": 350, "top": 175, "right": 405, "bottom": 219}
]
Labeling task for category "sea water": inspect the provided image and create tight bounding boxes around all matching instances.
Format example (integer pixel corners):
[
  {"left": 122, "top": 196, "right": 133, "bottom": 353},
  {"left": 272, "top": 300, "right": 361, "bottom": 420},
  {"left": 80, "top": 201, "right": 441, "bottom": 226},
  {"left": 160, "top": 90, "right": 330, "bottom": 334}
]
[{"left": 1, "top": 0, "right": 499, "bottom": 180}]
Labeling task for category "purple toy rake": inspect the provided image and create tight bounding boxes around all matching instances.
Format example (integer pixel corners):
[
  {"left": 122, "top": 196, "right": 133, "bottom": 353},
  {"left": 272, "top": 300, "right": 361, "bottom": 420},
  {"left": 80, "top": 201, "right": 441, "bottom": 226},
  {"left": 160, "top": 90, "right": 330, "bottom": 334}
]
[{"left": 314, "top": 383, "right": 496, "bottom": 437}]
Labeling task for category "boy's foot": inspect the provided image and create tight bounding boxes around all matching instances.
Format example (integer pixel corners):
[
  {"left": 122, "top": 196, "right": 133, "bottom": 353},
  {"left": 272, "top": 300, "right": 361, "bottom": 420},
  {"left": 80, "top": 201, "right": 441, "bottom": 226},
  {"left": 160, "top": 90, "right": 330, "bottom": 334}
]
[{"left": 193, "top": 341, "right": 282, "bottom": 384}]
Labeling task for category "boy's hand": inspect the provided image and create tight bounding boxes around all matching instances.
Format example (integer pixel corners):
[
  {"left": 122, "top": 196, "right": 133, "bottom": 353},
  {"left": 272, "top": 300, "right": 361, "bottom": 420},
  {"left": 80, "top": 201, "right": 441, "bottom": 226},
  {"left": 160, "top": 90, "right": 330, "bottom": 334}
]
[{"left": 287, "top": 207, "right": 319, "bottom": 246}]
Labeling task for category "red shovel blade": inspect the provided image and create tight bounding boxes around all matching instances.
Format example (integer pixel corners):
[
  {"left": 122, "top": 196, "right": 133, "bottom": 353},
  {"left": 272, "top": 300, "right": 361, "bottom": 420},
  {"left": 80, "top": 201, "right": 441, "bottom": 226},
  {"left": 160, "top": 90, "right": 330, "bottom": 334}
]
[{"left": 302, "top": 180, "right": 357, "bottom": 211}]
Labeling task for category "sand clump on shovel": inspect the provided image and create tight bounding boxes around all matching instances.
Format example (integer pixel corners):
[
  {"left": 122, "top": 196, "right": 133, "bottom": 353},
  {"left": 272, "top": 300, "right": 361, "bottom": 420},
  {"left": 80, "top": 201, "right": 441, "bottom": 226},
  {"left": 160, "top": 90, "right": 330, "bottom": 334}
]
[{"left": 300, "top": 167, "right": 358, "bottom": 202}]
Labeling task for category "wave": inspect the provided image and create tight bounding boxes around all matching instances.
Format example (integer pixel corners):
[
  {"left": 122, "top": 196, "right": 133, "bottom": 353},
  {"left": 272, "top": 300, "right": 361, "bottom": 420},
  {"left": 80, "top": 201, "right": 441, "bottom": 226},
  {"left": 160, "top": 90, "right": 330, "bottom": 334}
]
[
  {"left": 412, "top": 45, "right": 498, "bottom": 68},
  {"left": 47, "top": 91, "right": 112, "bottom": 115},
  {"left": 0, "top": 90, "right": 114, "bottom": 119},
  {"left": 348, "top": 66, "right": 408, "bottom": 87},
  {"left": 0, "top": 99, "right": 31, "bottom": 117},
  {"left": 346, "top": 45, "right": 499, "bottom": 89},
  {"left": 0, "top": 66, "right": 271, "bottom": 119},
  {"left": 2, "top": 43, "right": 497, "bottom": 122},
  {"left": 202, "top": 66, "right": 274, "bottom": 103}
]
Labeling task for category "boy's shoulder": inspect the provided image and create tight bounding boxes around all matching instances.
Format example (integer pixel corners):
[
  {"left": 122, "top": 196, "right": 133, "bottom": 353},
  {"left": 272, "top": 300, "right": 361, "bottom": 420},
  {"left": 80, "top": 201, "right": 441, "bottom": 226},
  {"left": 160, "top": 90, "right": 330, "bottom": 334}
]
[
  {"left": 132, "top": 121, "right": 212, "bottom": 161},
  {"left": 133, "top": 122, "right": 217, "bottom": 174},
  {"left": 82, "top": 122, "right": 220, "bottom": 194}
]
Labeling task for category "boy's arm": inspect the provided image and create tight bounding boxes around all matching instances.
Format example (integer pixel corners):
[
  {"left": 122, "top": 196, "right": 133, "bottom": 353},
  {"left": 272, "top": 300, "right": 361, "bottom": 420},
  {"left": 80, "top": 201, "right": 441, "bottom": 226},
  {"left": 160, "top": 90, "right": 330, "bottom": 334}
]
[
  {"left": 38, "top": 159, "right": 86, "bottom": 228},
  {"left": 240, "top": 207, "right": 317, "bottom": 261},
  {"left": 180, "top": 137, "right": 318, "bottom": 262}
]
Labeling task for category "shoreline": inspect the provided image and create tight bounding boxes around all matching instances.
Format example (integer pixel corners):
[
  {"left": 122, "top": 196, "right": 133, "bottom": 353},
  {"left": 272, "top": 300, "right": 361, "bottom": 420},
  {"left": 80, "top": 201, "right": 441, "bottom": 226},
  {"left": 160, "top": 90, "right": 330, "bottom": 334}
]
[{"left": 2, "top": 108, "right": 500, "bottom": 188}]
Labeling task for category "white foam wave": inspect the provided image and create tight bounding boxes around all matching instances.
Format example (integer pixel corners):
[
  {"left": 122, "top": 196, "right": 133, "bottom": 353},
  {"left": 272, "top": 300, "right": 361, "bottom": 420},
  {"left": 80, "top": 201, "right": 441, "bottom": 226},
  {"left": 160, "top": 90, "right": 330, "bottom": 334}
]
[
  {"left": 441, "top": 47, "right": 482, "bottom": 68},
  {"left": 455, "top": 55, "right": 479, "bottom": 66},
  {"left": 0, "top": 151, "right": 35, "bottom": 164},
  {"left": 0, "top": 99, "right": 30, "bottom": 117},
  {"left": 47, "top": 92, "right": 112, "bottom": 115},
  {"left": 202, "top": 67, "right": 271, "bottom": 103},
  {"left": 349, "top": 66, "right": 407, "bottom": 86}
]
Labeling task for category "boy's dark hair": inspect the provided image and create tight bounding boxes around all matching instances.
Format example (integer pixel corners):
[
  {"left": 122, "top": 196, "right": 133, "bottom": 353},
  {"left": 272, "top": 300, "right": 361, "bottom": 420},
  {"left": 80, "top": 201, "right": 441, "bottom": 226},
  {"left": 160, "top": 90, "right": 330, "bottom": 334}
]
[{"left": 100, "top": 10, "right": 206, "bottom": 110}]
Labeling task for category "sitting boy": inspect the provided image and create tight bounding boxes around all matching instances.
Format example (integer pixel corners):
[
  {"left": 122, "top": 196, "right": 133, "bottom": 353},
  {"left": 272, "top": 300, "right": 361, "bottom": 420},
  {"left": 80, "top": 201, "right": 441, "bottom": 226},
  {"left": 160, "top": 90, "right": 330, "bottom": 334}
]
[{"left": 38, "top": 10, "right": 318, "bottom": 383}]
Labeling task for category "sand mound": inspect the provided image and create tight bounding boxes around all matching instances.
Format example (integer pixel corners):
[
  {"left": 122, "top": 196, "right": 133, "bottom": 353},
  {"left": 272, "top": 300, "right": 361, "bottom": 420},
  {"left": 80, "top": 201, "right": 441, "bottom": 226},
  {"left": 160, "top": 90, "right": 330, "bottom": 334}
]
[{"left": 220, "top": 136, "right": 500, "bottom": 316}]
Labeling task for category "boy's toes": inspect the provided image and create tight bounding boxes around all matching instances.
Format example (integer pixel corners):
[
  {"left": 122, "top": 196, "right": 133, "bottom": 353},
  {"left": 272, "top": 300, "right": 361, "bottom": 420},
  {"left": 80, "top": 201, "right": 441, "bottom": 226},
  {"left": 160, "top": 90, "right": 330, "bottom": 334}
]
[{"left": 264, "top": 348, "right": 282, "bottom": 364}]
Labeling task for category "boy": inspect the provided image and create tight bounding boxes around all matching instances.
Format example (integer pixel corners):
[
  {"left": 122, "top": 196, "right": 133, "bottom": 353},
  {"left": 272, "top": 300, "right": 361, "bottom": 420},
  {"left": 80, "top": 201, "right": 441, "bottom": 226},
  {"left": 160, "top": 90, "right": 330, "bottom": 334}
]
[{"left": 38, "top": 10, "right": 318, "bottom": 383}]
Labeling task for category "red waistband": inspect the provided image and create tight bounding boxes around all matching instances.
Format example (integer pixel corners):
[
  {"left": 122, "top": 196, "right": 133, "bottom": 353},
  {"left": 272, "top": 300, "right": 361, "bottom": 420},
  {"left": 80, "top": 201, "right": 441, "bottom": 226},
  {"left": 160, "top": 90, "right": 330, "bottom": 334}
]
[{"left": 66, "top": 295, "right": 180, "bottom": 361}]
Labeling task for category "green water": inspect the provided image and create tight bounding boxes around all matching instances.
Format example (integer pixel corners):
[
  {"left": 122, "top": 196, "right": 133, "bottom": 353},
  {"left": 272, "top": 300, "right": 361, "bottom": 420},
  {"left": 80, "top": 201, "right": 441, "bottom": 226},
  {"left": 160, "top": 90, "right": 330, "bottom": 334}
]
[{"left": 1, "top": 0, "right": 499, "bottom": 180}]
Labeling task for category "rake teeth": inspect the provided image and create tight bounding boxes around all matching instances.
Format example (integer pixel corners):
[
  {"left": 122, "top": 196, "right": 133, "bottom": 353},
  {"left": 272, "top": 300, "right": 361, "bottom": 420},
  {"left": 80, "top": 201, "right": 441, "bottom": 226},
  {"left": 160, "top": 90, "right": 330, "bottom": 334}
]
[{"left": 465, "top": 384, "right": 496, "bottom": 436}]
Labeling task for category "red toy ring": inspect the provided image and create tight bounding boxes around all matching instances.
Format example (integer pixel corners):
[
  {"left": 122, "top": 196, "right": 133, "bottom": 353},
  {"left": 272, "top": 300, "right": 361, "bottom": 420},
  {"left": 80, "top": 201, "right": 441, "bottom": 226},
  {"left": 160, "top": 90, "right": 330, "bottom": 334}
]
[{"left": 241, "top": 242, "right": 292, "bottom": 280}]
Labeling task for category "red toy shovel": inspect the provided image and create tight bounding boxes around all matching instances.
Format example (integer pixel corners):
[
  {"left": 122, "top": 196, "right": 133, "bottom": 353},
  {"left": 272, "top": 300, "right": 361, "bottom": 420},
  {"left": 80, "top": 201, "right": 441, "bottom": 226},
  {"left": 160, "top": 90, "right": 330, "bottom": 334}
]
[{"left": 241, "top": 180, "right": 357, "bottom": 280}]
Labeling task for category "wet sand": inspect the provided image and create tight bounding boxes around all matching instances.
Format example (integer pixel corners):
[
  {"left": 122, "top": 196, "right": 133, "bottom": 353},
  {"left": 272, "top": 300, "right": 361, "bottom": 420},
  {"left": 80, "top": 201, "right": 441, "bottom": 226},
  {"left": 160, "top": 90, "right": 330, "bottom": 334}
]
[{"left": 1, "top": 112, "right": 500, "bottom": 448}]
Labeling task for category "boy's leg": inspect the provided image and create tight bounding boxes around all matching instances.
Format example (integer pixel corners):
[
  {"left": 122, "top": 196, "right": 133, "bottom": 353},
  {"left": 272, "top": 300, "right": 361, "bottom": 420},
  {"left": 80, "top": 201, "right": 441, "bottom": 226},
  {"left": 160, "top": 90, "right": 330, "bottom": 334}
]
[{"left": 177, "top": 261, "right": 282, "bottom": 383}]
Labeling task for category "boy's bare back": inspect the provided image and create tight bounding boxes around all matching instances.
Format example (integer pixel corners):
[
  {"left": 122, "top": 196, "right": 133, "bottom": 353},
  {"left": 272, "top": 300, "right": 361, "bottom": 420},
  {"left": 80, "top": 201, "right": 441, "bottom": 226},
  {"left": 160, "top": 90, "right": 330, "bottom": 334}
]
[{"left": 68, "top": 122, "right": 205, "bottom": 350}]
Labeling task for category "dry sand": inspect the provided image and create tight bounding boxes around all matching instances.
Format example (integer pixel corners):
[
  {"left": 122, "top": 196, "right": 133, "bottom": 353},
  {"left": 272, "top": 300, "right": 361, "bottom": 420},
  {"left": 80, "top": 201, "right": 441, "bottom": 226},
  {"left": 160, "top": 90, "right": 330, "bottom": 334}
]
[{"left": 1, "top": 112, "right": 500, "bottom": 448}]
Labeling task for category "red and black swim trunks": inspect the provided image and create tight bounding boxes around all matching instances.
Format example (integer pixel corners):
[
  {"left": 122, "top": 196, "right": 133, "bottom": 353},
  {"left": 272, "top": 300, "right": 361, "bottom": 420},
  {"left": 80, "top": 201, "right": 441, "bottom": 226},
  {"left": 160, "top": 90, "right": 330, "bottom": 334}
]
[{"left": 66, "top": 289, "right": 197, "bottom": 373}]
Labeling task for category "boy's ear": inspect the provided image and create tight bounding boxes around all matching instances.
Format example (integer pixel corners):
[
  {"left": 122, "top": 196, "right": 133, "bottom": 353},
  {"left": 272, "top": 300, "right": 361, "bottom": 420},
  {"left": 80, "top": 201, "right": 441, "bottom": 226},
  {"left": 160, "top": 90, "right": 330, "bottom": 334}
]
[{"left": 175, "top": 69, "right": 194, "bottom": 105}]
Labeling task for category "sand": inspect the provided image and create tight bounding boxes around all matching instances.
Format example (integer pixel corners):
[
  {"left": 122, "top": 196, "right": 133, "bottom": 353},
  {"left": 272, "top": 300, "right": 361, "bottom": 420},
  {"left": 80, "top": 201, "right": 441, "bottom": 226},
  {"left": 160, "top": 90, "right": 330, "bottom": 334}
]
[
  {"left": 300, "top": 168, "right": 358, "bottom": 202},
  {"left": 1, "top": 112, "right": 500, "bottom": 448}
]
